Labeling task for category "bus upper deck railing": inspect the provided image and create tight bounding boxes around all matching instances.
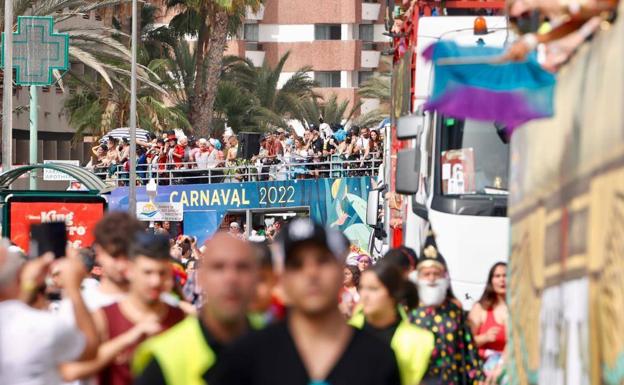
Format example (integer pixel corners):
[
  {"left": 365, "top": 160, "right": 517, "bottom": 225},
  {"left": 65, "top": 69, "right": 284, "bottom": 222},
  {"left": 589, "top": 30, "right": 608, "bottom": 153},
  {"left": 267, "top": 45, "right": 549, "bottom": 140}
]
[{"left": 89, "top": 154, "right": 382, "bottom": 186}]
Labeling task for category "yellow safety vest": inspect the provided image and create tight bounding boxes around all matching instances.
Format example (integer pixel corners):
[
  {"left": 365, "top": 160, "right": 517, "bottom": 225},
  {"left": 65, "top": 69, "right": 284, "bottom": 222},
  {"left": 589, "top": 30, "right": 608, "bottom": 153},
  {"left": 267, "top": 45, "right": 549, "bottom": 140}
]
[
  {"left": 350, "top": 308, "right": 435, "bottom": 385},
  {"left": 132, "top": 315, "right": 265, "bottom": 385}
]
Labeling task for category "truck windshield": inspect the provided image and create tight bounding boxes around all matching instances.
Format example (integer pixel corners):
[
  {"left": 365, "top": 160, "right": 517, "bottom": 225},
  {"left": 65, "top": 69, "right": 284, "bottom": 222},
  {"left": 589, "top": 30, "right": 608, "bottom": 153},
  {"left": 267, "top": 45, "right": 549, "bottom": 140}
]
[{"left": 439, "top": 118, "right": 509, "bottom": 196}]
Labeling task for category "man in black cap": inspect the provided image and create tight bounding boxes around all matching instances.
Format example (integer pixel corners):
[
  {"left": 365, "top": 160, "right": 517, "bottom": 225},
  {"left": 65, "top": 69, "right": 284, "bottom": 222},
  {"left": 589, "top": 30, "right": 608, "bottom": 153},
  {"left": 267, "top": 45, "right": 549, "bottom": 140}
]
[
  {"left": 410, "top": 232, "right": 483, "bottom": 385},
  {"left": 215, "top": 218, "right": 401, "bottom": 385}
]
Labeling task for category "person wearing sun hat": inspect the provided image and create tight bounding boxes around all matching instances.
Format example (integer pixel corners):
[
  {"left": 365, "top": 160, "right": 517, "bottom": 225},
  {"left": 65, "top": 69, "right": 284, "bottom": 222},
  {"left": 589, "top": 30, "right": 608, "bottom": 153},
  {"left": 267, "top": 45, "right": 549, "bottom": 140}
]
[{"left": 410, "top": 230, "right": 484, "bottom": 385}]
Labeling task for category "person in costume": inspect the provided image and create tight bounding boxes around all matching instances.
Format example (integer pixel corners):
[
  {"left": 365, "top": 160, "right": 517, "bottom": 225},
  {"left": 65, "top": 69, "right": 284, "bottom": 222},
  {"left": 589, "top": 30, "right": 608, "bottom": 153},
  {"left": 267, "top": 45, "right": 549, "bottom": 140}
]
[{"left": 410, "top": 232, "right": 484, "bottom": 385}]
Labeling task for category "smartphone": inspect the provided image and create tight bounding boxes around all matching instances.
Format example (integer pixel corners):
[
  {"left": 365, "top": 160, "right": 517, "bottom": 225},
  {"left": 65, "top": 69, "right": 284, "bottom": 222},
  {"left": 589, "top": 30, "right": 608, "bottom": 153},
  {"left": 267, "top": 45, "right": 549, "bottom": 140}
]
[{"left": 29, "top": 222, "right": 67, "bottom": 259}]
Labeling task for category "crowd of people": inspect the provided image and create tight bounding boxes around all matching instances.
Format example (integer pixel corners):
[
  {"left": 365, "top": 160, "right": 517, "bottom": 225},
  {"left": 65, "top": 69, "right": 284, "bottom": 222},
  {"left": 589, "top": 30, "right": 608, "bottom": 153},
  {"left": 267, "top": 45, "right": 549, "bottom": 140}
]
[
  {"left": 85, "top": 121, "right": 384, "bottom": 185},
  {"left": 0, "top": 213, "right": 508, "bottom": 385}
]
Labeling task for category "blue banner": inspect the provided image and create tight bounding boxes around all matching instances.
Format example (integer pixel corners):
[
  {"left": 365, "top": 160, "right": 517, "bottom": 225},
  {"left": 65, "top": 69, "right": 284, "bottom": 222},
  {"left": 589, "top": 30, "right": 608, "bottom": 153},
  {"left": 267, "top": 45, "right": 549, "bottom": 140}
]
[{"left": 109, "top": 177, "right": 373, "bottom": 249}]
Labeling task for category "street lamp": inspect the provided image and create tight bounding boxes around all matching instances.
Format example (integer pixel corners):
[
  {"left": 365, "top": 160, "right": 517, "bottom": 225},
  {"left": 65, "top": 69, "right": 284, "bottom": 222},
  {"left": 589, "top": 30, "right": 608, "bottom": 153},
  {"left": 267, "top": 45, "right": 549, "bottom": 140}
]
[{"left": 128, "top": 0, "right": 138, "bottom": 216}]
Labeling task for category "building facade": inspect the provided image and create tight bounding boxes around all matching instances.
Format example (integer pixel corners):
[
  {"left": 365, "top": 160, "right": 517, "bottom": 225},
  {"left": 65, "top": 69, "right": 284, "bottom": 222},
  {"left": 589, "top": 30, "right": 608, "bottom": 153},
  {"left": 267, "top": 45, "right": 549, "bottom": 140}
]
[{"left": 225, "top": 0, "right": 390, "bottom": 114}]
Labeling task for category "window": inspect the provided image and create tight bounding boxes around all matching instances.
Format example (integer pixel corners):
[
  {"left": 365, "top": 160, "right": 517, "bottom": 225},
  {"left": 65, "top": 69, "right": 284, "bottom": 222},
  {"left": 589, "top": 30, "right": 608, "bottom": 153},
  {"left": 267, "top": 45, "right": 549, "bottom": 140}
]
[
  {"left": 358, "top": 71, "right": 373, "bottom": 86},
  {"left": 315, "top": 24, "right": 341, "bottom": 40},
  {"left": 439, "top": 119, "right": 509, "bottom": 195},
  {"left": 315, "top": 71, "right": 341, "bottom": 88},
  {"left": 244, "top": 24, "right": 259, "bottom": 41},
  {"left": 359, "top": 24, "right": 374, "bottom": 41}
]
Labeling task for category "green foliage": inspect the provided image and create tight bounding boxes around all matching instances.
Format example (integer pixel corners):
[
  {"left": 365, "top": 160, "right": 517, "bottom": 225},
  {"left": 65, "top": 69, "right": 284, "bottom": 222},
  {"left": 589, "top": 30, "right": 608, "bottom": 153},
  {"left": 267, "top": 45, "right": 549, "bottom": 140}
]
[
  {"left": 355, "top": 73, "right": 390, "bottom": 127},
  {"left": 64, "top": 91, "right": 105, "bottom": 137},
  {"left": 300, "top": 93, "right": 361, "bottom": 127},
  {"left": 220, "top": 52, "right": 318, "bottom": 131}
]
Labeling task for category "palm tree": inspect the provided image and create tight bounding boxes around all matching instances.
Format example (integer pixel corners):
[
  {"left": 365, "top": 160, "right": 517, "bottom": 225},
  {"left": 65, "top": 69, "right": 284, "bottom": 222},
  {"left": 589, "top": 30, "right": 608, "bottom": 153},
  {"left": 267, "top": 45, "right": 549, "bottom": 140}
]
[
  {"left": 222, "top": 52, "right": 318, "bottom": 130},
  {"left": 300, "top": 94, "right": 361, "bottom": 127},
  {"left": 355, "top": 72, "right": 391, "bottom": 128},
  {"left": 213, "top": 80, "right": 257, "bottom": 135},
  {"left": 63, "top": 5, "right": 191, "bottom": 137},
  {"left": 166, "top": 0, "right": 263, "bottom": 137},
  {"left": 64, "top": 55, "right": 190, "bottom": 137}
]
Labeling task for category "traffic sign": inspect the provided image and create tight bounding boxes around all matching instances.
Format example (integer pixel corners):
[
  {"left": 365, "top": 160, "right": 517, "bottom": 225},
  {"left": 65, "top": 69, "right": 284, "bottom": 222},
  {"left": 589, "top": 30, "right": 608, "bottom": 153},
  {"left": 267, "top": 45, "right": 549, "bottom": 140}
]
[{"left": 1, "top": 16, "right": 69, "bottom": 86}]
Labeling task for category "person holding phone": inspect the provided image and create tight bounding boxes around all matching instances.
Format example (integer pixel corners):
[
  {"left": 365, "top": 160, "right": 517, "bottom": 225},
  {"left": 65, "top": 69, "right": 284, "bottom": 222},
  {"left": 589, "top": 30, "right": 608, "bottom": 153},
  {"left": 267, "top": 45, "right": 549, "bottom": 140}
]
[{"left": 0, "top": 242, "right": 99, "bottom": 385}]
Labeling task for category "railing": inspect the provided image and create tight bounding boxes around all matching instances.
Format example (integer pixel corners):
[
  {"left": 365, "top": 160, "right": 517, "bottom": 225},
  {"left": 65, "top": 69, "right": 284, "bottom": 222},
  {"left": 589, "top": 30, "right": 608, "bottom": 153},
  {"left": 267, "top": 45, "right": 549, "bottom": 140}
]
[{"left": 88, "top": 154, "right": 382, "bottom": 186}]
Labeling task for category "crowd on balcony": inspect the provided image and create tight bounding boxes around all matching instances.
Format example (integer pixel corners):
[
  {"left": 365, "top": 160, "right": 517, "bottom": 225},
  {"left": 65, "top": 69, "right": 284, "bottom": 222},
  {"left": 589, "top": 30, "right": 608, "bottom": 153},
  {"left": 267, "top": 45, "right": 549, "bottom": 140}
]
[{"left": 85, "top": 121, "right": 385, "bottom": 185}]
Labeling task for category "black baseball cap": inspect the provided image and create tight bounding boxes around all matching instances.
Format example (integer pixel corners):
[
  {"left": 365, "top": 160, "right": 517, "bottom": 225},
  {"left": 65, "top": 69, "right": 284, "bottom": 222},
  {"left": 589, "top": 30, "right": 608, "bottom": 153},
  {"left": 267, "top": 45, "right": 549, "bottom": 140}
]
[
  {"left": 277, "top": 219, "right": 349, "bottom": 263},
  {"left": 130, "top": 232, "right": 171, "bottom": 261}
]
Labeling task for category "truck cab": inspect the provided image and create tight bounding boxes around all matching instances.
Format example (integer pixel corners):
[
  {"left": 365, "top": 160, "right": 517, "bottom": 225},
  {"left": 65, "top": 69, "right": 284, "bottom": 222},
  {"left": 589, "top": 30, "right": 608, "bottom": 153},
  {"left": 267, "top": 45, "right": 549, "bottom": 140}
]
[{"left": 401, "top": 16, "right": 510, "bottom": 309}]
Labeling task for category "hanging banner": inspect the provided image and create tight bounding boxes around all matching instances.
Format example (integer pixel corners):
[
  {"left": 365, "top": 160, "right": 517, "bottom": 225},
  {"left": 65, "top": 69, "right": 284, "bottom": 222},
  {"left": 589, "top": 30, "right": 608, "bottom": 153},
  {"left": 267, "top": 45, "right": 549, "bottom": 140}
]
[{"left": 110, "top": 177, "right": 373, "bottom": 248}]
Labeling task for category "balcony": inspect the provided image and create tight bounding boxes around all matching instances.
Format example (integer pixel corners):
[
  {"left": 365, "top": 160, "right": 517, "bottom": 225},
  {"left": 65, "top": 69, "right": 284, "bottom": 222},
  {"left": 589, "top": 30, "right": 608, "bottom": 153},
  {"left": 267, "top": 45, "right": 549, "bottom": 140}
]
[
  {"left": 362, "top": 3, "right": 381, "bottom": 21},
  {"left": 245, "top": 49, "right": 266, "bottom": 67},
  {"left": 245, "top": 5, "right": 265, "bottom": 21},
  {"left": 263, "top": 41, "right": 359, "bottom": 72},
  {"left": 361, "top": 50, "right": 381, "bottom": 68}
]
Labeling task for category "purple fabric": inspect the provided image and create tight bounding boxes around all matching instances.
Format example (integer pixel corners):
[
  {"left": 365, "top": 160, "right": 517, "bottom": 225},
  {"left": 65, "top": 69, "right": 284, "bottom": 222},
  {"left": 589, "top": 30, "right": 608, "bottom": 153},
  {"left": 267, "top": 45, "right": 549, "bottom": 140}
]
[
  {"left": 422, "top": 41, "right": 556, "bottom": 135},
  {"left": 424, "top": 85, "right": 550, "bottom": 131}
]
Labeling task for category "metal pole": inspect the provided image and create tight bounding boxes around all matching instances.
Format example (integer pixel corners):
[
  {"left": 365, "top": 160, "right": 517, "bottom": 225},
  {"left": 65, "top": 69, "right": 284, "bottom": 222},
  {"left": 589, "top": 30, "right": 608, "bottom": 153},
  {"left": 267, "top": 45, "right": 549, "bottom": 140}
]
[
  {"left": 245, "top": 209, "right": 252, "bottom": 238},
  {"left": 383, "top": 121, "right": 392, "bottom": 246},
  {"left": 128, "top": 0, "right": 138, "bottom": 215},
  {"left": 29, "top": 86, "right": 37, "bottom": 189},
  {"left": 2, "top": 0, "right": 13, "bottom": 172}
]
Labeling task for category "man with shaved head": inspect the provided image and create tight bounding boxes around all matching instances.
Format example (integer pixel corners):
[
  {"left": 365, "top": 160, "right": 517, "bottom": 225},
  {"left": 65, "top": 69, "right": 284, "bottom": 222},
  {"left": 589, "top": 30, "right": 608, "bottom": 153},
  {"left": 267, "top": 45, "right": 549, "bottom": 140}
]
[{"left": 132, "top": 232, "right": 260, "bottom": 385}]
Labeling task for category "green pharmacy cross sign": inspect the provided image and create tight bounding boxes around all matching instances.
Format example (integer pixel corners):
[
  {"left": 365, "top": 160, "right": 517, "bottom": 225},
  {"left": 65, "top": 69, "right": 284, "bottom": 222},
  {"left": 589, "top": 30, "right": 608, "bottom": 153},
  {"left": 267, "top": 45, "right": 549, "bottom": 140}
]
[{"left": 1, "top": 16, "right": 69, "bottom": 86}]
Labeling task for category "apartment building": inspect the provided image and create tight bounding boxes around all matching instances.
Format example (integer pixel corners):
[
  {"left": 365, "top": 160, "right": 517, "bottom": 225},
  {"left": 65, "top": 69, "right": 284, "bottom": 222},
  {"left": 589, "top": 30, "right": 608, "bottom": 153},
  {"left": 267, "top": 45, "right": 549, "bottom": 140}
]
[{"left": 225, "top": 0, "right": 391, "bottom": 114}]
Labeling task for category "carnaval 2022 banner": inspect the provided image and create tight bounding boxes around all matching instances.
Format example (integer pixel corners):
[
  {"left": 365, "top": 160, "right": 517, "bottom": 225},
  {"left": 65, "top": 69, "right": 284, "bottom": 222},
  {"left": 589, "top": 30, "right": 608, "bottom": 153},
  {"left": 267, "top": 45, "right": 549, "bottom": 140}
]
[{"left": 109, "top": 177, "right": 373, "bottom": 248}]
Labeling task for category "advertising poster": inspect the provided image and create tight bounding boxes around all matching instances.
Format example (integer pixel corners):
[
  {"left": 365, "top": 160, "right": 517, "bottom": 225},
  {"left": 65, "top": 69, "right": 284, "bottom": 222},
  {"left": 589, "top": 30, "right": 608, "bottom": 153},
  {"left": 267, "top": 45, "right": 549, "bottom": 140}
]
[
  {"left": 137, "top": 202, "right": 184, "bottom": 222},
  {"left": 441, "top": 148, "right": 475, "bottom": 194},
  {"left": 9, "top": 201, "right": 106, "bottom": 252}
]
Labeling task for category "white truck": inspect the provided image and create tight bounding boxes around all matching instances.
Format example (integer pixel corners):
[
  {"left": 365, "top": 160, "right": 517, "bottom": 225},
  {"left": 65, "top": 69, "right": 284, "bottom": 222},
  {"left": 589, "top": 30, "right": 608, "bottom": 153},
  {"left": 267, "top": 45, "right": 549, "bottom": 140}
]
[{"left": 399, "top": 16, "right": 511, "bottom": 309}]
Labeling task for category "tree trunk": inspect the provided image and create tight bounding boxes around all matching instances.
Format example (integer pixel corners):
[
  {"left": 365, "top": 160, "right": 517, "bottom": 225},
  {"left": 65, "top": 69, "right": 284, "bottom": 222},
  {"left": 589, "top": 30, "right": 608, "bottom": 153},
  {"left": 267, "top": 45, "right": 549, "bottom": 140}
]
[
  {"left": 188, "top": 6, "right": 209, "bottom": 135},
  {"left": 193, "top": 7, "right": 209, "bottom": 99},
  {"left": 193, "top": 10, "right": 228, "bottom": 138}
]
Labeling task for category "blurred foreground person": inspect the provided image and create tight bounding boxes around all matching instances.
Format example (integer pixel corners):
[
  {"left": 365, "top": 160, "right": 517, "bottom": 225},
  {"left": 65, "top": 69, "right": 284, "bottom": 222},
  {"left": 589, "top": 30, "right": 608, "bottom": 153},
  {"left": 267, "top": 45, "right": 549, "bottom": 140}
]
[
  {"left": 382, "top": 246, "right": 418, "bottom": 279},
  {"left": 61, "top": 234, "right": 184, "bottom": 385},
  {"left": 216, "top": 219, "right": 401, "bottom": 385},
  {"left": 86, "top": 212, "right": 144, "bottom": 310},
  {"left": 411, "top": 233, "right": 483, "bottom": 385},
  {"left": 352, "top": 262, "right": 434, "bottom": 385},
  {"left": 248, "top": 241, "right": 284, "bottom": 325},
  {"left": 132, "top": 232, "right": 260, "bottom": 385},
  {"left": 0, "top": 243, "right": 98, "bottom": 385}
]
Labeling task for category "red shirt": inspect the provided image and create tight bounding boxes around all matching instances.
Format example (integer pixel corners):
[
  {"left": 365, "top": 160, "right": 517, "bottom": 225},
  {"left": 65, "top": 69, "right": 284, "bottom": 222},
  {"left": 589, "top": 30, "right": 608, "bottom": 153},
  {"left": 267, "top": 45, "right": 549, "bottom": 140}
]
[
  {"left": 172, "top": 145, "right": 186, "bottom": 166},
  {"left": 477, "top": 308, "right": 506, "bottom": 356},
  {"left": 98, "top": 302, "right": 185, "bottom": 385}
]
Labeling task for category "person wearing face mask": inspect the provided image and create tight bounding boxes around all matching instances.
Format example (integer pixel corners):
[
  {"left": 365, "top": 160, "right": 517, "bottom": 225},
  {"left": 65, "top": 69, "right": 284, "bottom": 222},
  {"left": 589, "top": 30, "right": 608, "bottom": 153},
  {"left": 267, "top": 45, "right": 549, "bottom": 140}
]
[{"left": 410, "top": 232, "right": 484, "bottom": 385}]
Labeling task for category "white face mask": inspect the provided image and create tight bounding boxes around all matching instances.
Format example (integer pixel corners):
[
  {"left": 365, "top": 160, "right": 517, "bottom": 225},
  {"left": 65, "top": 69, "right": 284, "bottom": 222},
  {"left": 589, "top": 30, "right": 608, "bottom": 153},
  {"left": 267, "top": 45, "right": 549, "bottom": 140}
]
[{"left": 417, "top": 277, "right": 450, "bottom": 307}]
